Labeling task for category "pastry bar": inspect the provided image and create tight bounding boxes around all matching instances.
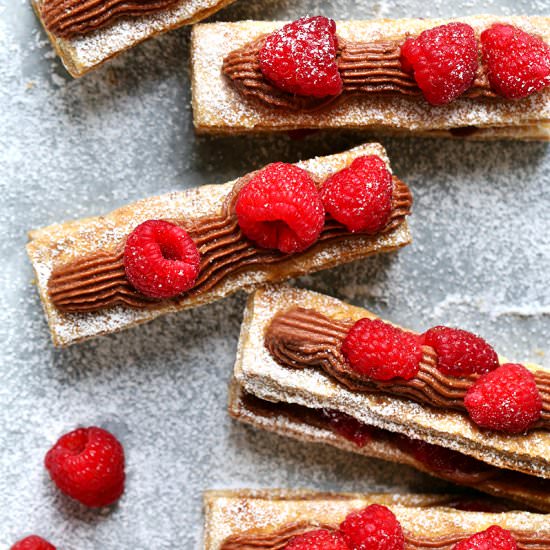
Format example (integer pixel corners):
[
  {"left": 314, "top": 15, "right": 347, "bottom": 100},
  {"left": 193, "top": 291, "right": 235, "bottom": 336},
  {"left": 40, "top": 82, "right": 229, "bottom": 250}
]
[
  {"left": 26, "top": 143, "right": 412, "bottom": 347},
  {"left": 204, "top": 489, "right": 550, "bottom": 550},
  {"left": 229, "top": 285, "right": 550, "bottom": 511},
  {"left": 191, "top": 15, "right": 550, "bottom": 139},
  {"left": 32, "top": 0, "right": 237, "bottom": 77}
]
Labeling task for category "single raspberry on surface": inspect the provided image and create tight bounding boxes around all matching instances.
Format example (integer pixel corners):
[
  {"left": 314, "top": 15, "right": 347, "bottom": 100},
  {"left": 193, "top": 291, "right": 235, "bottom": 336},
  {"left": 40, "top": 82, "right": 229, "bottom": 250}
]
[
  {"left": 235, "top": 162, "right": 325, "bottom": 253},
  {"left": 286, "top": 529, "right": 349, "bottom": 550},
  {"left": 421, "top": 326, "right": 499, "bottom": 376},
  {"left": 464, "top": 363, "right": 542, "bottom": 433},
  {"left": 10, "top": 536, "right": 56, "bottom": 550},
  {"left": 321, "top": 155, "right": 393, "bottom": 234},
  {"left": 45, "top": 426, "right": 125, "bottom": 508},
  {"left": 339, "top": 504, "right": 404, "bottom": 550},
  {"left": 259, "top": 16, "right": 343, "bottom": 97},
  {"left": 342, "top": 318, "right": 422, "bottom": 381},
  {"left": 321, "top": 409, "right": 374, "bottom": 447},
  {"left": 400, "top": 23, "right": 478, "bottom": 105},
  {"left": 481, "top": 23, "right": 550, "bottom": 99},
  {"left": 453, "top": 525, "right": 518, "bottom": 550},
  {"left": 124, "top": 219, "right": 200, "bottom": 299}
]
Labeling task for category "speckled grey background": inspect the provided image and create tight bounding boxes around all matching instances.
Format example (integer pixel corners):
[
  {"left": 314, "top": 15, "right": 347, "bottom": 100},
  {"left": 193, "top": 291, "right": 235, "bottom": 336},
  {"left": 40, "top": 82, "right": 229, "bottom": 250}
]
[{"left": 1, "top": 0, "right": 549, "bottom": 548}]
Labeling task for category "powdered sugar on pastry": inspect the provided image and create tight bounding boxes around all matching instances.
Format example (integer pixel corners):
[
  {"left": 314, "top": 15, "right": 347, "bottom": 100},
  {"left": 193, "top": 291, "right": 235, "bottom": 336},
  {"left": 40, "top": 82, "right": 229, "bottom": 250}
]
[{"left": 192, "top": 15, "right": 550, "bottom": 137}]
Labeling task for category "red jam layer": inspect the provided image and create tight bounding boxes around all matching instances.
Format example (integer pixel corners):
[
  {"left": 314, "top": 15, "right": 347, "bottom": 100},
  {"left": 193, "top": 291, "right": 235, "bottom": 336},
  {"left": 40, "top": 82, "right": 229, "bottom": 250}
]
[{"left": 240, "top": 391, "right": 550, "bottom": 509}]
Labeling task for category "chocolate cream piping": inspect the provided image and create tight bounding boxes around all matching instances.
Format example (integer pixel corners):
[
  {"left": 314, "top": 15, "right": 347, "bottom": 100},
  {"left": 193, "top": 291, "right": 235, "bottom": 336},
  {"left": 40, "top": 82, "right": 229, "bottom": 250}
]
[
  {"left": 240, "top": 392, "right": 550, "bottom": 505},
  {"left": 220, "top": 522, "right": 549, "bottom": 550},
  {"left": 264, "top": 308, "right": 550, "bottom": 429},
  {"left": 40, "top": 0, "right": 181, "bottom": 39},
  {"left": 47, "top": 174, "right": 412, "bottom": 313},
  {"left": 222, "top": 36, "right": 496, "bottom": 112}
]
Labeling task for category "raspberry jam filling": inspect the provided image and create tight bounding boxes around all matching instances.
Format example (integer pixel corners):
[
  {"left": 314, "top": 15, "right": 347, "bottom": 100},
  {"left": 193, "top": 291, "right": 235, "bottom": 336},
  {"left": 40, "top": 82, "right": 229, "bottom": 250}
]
[
  {"left": 219, "top": 496, "right": 544, "bottom": 550},
  {"left": 47, "top": 160, "right": 412, "bottom": 312},
  {"left": 240, "top": 392, "right": 550, "bottom": 505},
  {"left": 40, "top": 0, "right": 182, "bottom": 39},
  {"left": 264, "top": 307, "right": 550, "bottom": 433},
  {"left": 223, "top": 18, "right": 549, "bottom": 109}
]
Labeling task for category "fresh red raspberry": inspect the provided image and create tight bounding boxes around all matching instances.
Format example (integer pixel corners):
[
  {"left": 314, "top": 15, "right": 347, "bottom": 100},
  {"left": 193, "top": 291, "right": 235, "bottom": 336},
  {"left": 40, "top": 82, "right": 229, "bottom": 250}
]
[
  {"left": 421, "top": 326, "right": 499, "bottom": 376},
  {"left": 453, "top": 526, "right": 517, "bottom": 550},
  {"left": 339, "top": 504, "right": 404, "bottom": 550},
  {"left": 10, "top": 536, "right": 56, "bottom": 550},
  {"left": 321, "top": 409, "right": 374, "bottom": 447},
  {"left": 124, "top": 220, "right": 200, "bottom": 299},
  {"left": 45, "top": 426, "right": 125, "bottom": 508},
  {"left": 342, "top": 318, "right": 422, "bottom": 381},
  {"left": 321, "top": 156, "right": 393, "bottom": 233},
  {"left": 464, "top": 363, "right": 542, "bottom": 433},
  {"left": 259, "top": 16, "right": 343, "bottom": 97},
  {"left": 286, "top": 529, "right": 349, "bottom": 550},
  {"left": 481, "top": 24, "right": 550, "bottom": 99},
  {"left": 400, "top": 23, "right": 478, "bottom": 105},
  {"left": 235, "top": 162, "right": 325, "bottom": 253}
]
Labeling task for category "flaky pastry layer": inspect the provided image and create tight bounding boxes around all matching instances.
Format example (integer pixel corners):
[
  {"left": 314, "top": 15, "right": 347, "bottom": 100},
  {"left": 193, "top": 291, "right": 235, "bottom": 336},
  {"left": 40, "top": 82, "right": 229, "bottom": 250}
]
[
  {"left": 191, "top": 15, "right": 550, "bottom": 140},
  {"left": 32, "top": 0, "right": 236, "bottom": 77},
  {"left": 233, "top": 285, "right": 550, "bottom": 478},
  {"left": 26, "top": 144, "right": 411, "bottom": 347},
  {"left": 204, "top": 489, "right": 550, "bottom": 550},
  {"left": 228, "top": 381, "right": 550, "bottom": 512}
]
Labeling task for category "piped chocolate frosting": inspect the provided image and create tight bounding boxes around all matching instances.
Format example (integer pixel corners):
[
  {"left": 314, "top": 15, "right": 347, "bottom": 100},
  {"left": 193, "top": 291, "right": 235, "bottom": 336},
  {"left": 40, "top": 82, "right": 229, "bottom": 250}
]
[
  {"left": 41, "top": 0, "right": 181, "bottom": 39},
  {"left": 223, "top": 36, "right": 496, "bottom": 111},
  {"left": 264, "top": 307, "right": 550, "bottom": 430},
  {"left": 47, "top": 173, "right": 412, "bottom": 313}
]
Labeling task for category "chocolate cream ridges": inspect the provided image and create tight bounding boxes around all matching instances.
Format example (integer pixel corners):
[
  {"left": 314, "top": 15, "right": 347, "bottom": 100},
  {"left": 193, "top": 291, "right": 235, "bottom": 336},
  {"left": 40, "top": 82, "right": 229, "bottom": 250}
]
[
  {"left": 222, "top": 35, "right": 496, "bottom": 111},
  {"left": 41, "top": 0, "right": 182, "bottom": 38},
  {"left": 220, "top": 522, "right": 548, "bottom": 550},
  {"left": 47, "top": 176, "right": 412, "bottom": 313},
  {"left": 265, "top": 307, "right": 550, "bottom": 429}
]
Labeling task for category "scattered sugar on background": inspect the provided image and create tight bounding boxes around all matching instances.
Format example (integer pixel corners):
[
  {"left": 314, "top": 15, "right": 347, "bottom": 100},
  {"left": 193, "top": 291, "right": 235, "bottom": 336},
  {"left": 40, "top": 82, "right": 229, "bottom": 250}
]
[{"left": 0, "top": 0, "right": 549, "bottom": 548}]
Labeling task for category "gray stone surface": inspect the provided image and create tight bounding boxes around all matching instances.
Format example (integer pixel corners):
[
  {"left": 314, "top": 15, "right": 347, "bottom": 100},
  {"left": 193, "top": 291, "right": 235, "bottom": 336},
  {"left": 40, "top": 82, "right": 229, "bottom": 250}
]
[{"left": 0, "top": 0, "right": 549, "bottom": 548}]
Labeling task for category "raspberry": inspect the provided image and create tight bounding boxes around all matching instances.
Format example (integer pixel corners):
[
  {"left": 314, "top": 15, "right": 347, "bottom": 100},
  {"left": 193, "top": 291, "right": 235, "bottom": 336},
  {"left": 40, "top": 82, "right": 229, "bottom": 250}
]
[
  {"left": 321, "top": 409, "right": 374, "bottom": 447},
  {"left": 464, "top": 363, "right": 542, "bottom": 433},
  {"left": 339, "top": 504, "right": 404, "bottom": 550},
  {"left": 124, "top": 220, "right": 200, "bottom": 299},
  {"left": 45, "top": 426, "right": 125, "bottom": 508},
  {"left": 453, "top": 526, "right": 517, "bottom": 550},
  {"left": 286, "top": 529, "right": 349, "bottom": 550},
  {"left": 342, "top": 318, "right": 422, "bottom": 381},
  {"left": 421, "top": 326, "right": 499, "bottom": 376},
  {"left": 400, "top": 23, "right": 478, "bottom": 105},
  {"left": 10, "top": 536, "right": 55, "bottom": 550},
  {"left": 259, "top": 16, "right": 343, "bottom": 97},
  {"left": 481, "top": 24, "right": 550, "bottom": 99},
  {"left": 321, "top": 156, "right": 393, "bottom": 233},
  {"left": 235, "top": 163, "right": 325, "bottom": 253}
]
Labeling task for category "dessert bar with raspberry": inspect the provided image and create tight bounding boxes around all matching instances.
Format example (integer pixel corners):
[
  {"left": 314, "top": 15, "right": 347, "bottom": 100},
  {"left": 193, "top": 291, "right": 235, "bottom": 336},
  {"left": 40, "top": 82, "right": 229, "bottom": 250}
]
[
  {"left": 26, "top": 143, "right": 412, "bottom": 346},
  {"left": 192, "top": 15, "right": 550, "bottom": 139},
  {"left": 203, "top": 489, "right": 550, "bottom": 550},
  {"left": 229, "top": 284, "right": 550, "bottom": 511},
  {"left": 32, "top": 0, "right": 237, "bottom": 77}
]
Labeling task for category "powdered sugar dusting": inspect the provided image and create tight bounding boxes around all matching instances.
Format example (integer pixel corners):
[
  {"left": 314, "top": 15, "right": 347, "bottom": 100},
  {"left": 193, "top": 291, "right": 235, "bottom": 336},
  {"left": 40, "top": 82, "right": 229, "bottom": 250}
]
[
  {"left": 204, "top": 490, "right": 550, "bottom": 550},
  {"left": 33, "top": 0, "right": 236, "bottom": 75},
  {"left": 235, "top": 285, "right": 550, "bottom": 476},
  {"left": 2, "top": 0, "right": 550, "bottom": 547},
  {"left": 192, "top": 15, "right": 550, "bottom": 133}
]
